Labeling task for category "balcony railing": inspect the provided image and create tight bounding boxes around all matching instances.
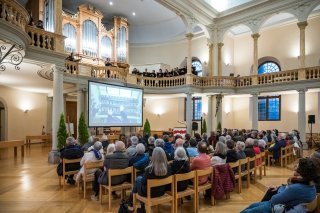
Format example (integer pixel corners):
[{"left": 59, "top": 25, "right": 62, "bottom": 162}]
[
  {"left": 194, "top": 75, "right": 235, "bottom": 87},
  {"left": 306, "top": 66, "right": 320, "bottom": 80},
  {"left": 136, "top": 75, "right": 186, "bottom": 87},
  {"left": 0, "top": 0, "right": 29, "bottom": 31},
  {"left": 92, "top": 65, "right": 127, "bottom": 82},
  {"left": 26, "top": 25, "right": 65, "bottom": 53}
]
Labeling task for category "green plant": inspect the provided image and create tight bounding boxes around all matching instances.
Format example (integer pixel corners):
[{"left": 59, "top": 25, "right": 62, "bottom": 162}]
[
  {"left": 143, "top": 119, "right": 151, "bottom": 136},
  {"left": 57, "top": 113, "right": 68, "bottom": 150},
  {"left": 201, "top": 118, "right": 207, "bottom": 135},
  {"left": 217, "top": 121, "right": 222, "bottom": 132},
  {"left": 78, "top": 112, "right": 89, "bottom": 146}
]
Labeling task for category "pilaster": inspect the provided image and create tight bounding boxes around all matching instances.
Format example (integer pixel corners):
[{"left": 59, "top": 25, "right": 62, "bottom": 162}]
[
  {"left": 186, "top": 33, "right": 193, "bottom": 75},
  {"left": 251, "top": 33, "right": 260, "bottom": 74},
  {"left": 217, "top": 42, "right": 224, "bottom": 76},
  {"left": 297, "top": 21, "right": 308, "bottom": 68}
]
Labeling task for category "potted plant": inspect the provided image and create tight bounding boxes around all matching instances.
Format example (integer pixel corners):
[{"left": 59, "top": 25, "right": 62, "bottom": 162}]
[
  {"left": 57, "top": 113, "right": 68, "bottom": 150},
  {"left": 217, "top": 121, "right": 222, "bottom": 132},
  {"left": 143, "top": 119, "right": 151, "bottom": 136},
  {"left": 201, "top": 118, "right": 207, "bottom": 135},
  {"left": 78, "top": 112, "right": 89, "bottom": 146}
]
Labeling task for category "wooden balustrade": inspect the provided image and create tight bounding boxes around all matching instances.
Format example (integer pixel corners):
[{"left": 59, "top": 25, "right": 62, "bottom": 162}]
[
  {"left": 65, "top": 61, "right": 79, "bottom": 74},
  {"left": 26, "top": 25, "right": 65, "bottom": 52},
  {"left": 91, "top": 65, "right": 127, "bottom": 82},
  {"left": 0, "top": 0, "right": 29, "bottom": 31},
  {"left": 306, "top": 66, "right": 320, "bottom": 80},
  {"left": 136, "top": 75, "right": 186, "bottom": 87},
  {"left": 257, "top": 69, "right": 299, "bottom": 85}
]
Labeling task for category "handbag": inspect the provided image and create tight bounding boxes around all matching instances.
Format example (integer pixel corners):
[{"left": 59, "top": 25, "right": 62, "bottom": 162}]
[{"left": 97, "top": 170, "right": 108, "bottom": 185}]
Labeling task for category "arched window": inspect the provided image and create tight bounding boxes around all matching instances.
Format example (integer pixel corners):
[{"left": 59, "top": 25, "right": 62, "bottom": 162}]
[
  {"left": 258, "top": 61, "right": 280, "bottom": 74},
  {"left": 44, "top": 0, "right": 54, "bottom": 32},
  {"left": 63, "top": 23, "right": 77, "bottom": 53},
  {"left": 192, "top": 59, "right": 203, "bottom": 76},
  {"left": 117, "top": 26, "right": 127, "bottom": 62},
  {"left": 82, "top": 20, "right": 98, "bottom": 57},
  {"left": 101, "top": 36, "right": 112, "bottom": 60}
]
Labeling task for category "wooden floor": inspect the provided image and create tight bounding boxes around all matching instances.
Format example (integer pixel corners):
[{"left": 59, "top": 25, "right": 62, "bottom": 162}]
[{"left": 0, "top": 144, "right": 307, "bottom": 213}]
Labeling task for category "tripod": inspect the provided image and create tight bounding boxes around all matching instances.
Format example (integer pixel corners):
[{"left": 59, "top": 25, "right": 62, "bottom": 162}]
[{"left": 308, "top": 122, "right": 315, "bottom": 149}]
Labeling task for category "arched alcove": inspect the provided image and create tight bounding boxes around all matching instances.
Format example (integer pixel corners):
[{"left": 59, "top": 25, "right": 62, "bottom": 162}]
[{"left": 0, "top": 98, "right": 8, "bottom": 141}]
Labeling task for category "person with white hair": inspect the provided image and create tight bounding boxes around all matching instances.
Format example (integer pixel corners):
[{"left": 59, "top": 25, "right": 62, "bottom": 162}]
[
  {"left": 211, "top": 141, "right": 227, "bottom": 166},
  {"left": 219, "top": 136, "right": 226, "bottom": 144},
  {"left": 172, "top": 147, "right": 190, "bottom": 191},
  {"left": 105, "top": 143, "right": 115, "bottom": 157},
  {"left": 258, "top": 139, "right": 266, "bottom": 152},
  {"left": 244, "top": 138, "right": 256, "bottom": 158},
  {"left": 235, "top": 141, "right": 246, "bottom": 159},
  {"left": 147, "top": 136, "right": 155, "bottom": 157},
  {"left": 153, "top": 138, "right": 172, "bottom": 161},
  {"left": 127, "top": 136, "right": 139, "bottom": 157},
  {"left": 268, "top": 132, "right": 286, "bottom": 161},
  {"left": 91, "top": 141, "right": 129, "bottom": 201},
  {"left": 129, "top": 143, "right": 149, "bottom": 172},
  {"left": 56, "top": 136, "right": 84, "bottom": 185},
  {"left": 76, "top": 141, "right": 104, "bottom": 183}
]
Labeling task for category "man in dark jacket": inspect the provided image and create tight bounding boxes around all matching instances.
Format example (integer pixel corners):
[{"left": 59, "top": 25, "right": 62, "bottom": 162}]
[
  {"left": 163, "top": 134, "right": 174, "bottom": 156},
  {"left": 226, "top": 140, "right": 239, "bottom": 163},
  {"left": 57, "top": 137, "right": 84, "bottom": 184},
  {"left": 91, "top": 141, "right": 129, "bottom": 201},
  {"left": 268, "top": 133, "right": 287, "bottom": 160},
  {"left": 244, "top": 138, "right": 256, "bottom": 158}
]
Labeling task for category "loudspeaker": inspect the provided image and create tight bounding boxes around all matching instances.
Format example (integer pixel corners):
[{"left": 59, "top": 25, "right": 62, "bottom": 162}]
[
  {"left": 192, "top": 122, "right": 198, "bottom": 131},
  {"left": 308, "top": 115, "right": 315, "bottom": 124}
]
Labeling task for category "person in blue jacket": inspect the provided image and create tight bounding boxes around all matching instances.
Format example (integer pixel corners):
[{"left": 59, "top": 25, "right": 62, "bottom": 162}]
[
  {"left": 268, "top": 133, "right": 287, "bottom": 161},
  {"left": 240, "top": 157, "right": 317, "bottom": 213}
]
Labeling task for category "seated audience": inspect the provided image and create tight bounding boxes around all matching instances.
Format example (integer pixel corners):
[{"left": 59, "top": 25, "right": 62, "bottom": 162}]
[
  {"left": 183, "top": 133, "right": 191, "bottom": 148},
  {"left": 88, "top": 138, "right": 104, "bottom": 155},
  {"left": 76, "top": 142, "right": 104, "bottom": 183},
  {"left": 268, "top": 133, "right": 286, "bottom": 161},
  {"left": 191, "top": 142, "right": 211, "bottom": 185},
  {"left": 129, "top": 144, "right": 149, "bottom": 172},
  {"left": 81, "top": 136, "right": 94, "bottom": 151},
  {"left": 172, "top": 147, "right": 191, "bottom": 192},
  {"left": 149, "top": 70, "right": 156, "bottom": 78},
  {"left": 310, "top": 143, "right": 320, "bottom": 192},
  {"left": 147, "top": 136, "right": 155, "bottom": 157},
  {"left": 226, "top": 140, "right": 239, "bottom": 163},
  {"left": 157, "top": 69, "right": 164, "bottom": 78},
  {"left": 100, "top": 134, "right": 109, "bottom": 150},
  {"left": 211, "top": 142, "right": 227, "bottom": 166},
  {"left": 235, "top": 141, "right": 246, "bottom": 159},
  {"left": 57, "top": 137, "right": 84, "bottom": 184},
  {"left": 91, "top": 141, "right": 129, "bottom": 201},
  {"left": 253, "top": 139, "right": 261, "bottom": 165},
  {"left": 153, "top": 138, "right": 172, "bottom": 161},
  {"left": 194, "top": 133, "right": 202, "bottom": 143},
  {"left": 130, "top": 147, "right": 172, "bottom": 211},
  {"left": 240, "top": 158, "right": 317, "bottom": 213},
  {"left": 104, "top": 143, "right": 115, "bottom": 158},
  {"left": 163, "top": 134, "right": 174, "bottom": 156},
  {"left": 127, "top": 136, "right": 139, "bottom": 157},
  {"left": 258, "top": 139, "right": 266, "bottom": 152},
  {"left": 187, "top": 138, "right": 199, "bottom": 157},
  {"left": 208, "top": 131, "right": 217, "bottom": 149}
]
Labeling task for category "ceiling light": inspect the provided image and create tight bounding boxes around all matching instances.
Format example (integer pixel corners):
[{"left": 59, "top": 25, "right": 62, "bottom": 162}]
[
  {"left": 109, "top": 1, "right": 113, "bottom": 6},
  {"left": 132, "top": 12, "right": 136, "bottom": 16}
]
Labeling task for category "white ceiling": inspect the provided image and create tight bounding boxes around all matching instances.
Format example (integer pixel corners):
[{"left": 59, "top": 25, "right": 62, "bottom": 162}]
[{"left": 204, "top": 0, "right": 253, "bottom": 12}]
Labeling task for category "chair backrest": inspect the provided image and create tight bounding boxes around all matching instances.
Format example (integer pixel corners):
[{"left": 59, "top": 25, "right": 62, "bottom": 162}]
[
  {"left": 175, "top": 170, "right": 196, "bottom": 182},
  {"left": 108, "top": 166, "right": 133, "bottom": 184},
  {"left": 63, "top": 158, "right": 82, "bottom": 173},
  {"left": 196, "top": 167, "right": 213, "bottom": 178},
  {"left": 147, "top": 175, "right": 173, "bottom": 199},
  {"left": 304, "top": 195, "right": 318, "bottom": 212},
  {"left": 228, "top": 160, "right": 240, "bottom": 171},
  {"left": 239, "top": 157, "right": 249, "bottom": 171},
  {"left": 84, "top": 161, "right": 103, "bottom": 173}
]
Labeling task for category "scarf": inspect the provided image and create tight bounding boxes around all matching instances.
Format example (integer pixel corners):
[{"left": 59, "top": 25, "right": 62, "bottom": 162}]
[{"left": 91, "top": 149, "right": 102, "bottom": 160}]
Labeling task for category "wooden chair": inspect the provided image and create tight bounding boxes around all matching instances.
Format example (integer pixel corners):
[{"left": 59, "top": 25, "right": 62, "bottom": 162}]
[
  {"left": 248, "top": 156, "right": 256, "bottom": 184},
  {"left": 59, "top": 158, "right": 82, "bottom": 190},
  {"left": 260, "top": 151, "right": 267, "bottom": 177},
  {"left": 280, "top": 146, "right": 287, "bottom": 167},
  {"left": 255, "top": 153, "right": 262, "bottom": 180},
  {"left": 133, "top": 175, "right": 174, "bottom": 213},
  {"left": 100, "top": 166, "right": 133, "bottom": 211},
  {"left": 133, "top": 168, "right": 141, "bottom": 182},
  {"left": 303, "top": 194, "right": 318, "bottom": 212},
  {"left": 239, "top": 158, "right": 250, "bottom": 189},
  {"left": 195, "top": 167, "right": 214, "bottom": 211},
  {"left": 228, "top": 161, "right": 241, "bottom": 193},
  {"left": 77, "top": 161, "right": 103, "bottom": 199},
  {"left": 174, "top": 171, "right": 196, "bottom": 213},
  {"left": 267, "top": 150, "right": 275, "bottom": 166}
]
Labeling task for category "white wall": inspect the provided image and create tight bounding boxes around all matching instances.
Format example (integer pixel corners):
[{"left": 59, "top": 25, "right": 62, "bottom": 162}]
[{"left": 0, "top": 85, "right": 48, "bottom": 140}]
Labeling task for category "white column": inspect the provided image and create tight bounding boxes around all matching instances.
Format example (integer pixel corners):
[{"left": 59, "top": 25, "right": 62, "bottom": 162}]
[
  {"left": 63, "top": 94, "right": 67, "bottom": 116},
  {"left": 298, "top": 89, "right": 307, "bottom": 149},
  {"left": 217, "top": 42, "right": 224, "bottom": 76},
  {"left": 77, "top": 88, "right": 84, "bottom": 137},
  {"left": 251, "top": 93, "right": 258, "bottom": 130},
  {"left": 207, "top": 95, "right": 213, "bottom": 133},
  {"left": 49, "top": 66, "right": 64, "bottom": 164},
  {"left": 46, "top": 97, "right": 53, "bottom": 135},
  {"left": 297, "top": 21, "right": 308, "bottom": 68},
  {"left": 207, "top": 42, "right": 213, "bottom": 77},
  {"left": 213, "top": 43, "right": 218, "bottom": 76},
  {"left": 186, "top": 33, "right": 193, "bottom": 74},
  {"left": 251, "top": 33, "right": 260, "bottom": 74},
  {"left": 186, "top": 93, "right": 193, "bottom": 134}
]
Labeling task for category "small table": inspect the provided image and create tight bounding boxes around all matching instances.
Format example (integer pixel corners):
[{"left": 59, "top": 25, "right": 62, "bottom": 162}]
[
  {"left": 0, "top": 140, "right": 24, "bottom": 158},
  {"left": 26, "top": 135, "right": 51, "bottom": 147}
]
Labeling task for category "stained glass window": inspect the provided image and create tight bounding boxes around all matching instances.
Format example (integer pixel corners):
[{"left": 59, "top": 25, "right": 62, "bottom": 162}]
[
  {"left": 258, "top": 62, "right": 280, "bottom": 74},
  {"left": 192, "top": 60, "right": 203, "bottom": 76},
  {"left": 193, "top": 97, "right": 202, "bottom": 121},
  {"left": 258, "top": 96, "right": 281, "bottom": 121}
]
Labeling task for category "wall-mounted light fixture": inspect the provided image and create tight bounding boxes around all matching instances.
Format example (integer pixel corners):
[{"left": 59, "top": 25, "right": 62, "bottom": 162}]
[{"left": 24, "top": 109, "right": 29, "bottom": 113}]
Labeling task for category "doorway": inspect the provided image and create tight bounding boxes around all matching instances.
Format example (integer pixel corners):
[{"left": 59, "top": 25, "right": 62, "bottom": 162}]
[{"left": 0, "top": 101, "right": 5, "bottom": 141}]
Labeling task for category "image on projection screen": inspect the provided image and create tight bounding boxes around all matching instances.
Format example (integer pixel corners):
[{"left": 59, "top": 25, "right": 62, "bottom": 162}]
[{"left": 88, "top": 81, "right": 143, "bottom": 127}]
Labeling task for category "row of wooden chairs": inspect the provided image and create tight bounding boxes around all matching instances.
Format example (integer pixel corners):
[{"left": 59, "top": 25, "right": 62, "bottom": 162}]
[
  {"left": 228, "top": 152, "right": 266, "bottom": 193},
  {"left": 267, "top": 145, "right": 295, "bottom": 167}
]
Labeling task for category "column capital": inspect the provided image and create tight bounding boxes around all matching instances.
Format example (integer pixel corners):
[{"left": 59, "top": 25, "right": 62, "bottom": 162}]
[
  {"left": 251, "top": 33, "right": 260, "bottom": 39},
  {"left": 217, "top": 42, "right": 224, "bottom": 48},
  {"left": 54, "top": 65, "right": 66, "bottom": 73},
  {"left": 207, "top": 42, "right": 213, "bottom": 49},
  {"left": 47, "top": 96, "right": 53, "bottom": 101},
  {"left": 297, "top": 88, "right": 308, "bottom": 93},
  {"left": 297, "top": 21, "right": 308, "bottom": 30},
  {"left": 251, "top": 92, "right": 259, "bottom": 96},
  {"left": 185, "top": 33, "right": 194, "bottom": 40}
]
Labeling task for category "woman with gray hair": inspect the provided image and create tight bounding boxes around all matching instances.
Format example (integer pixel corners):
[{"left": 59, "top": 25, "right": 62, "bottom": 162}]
[
  {"left": 153, "top": 138, "right": 172, "bottom": 161},
  {"left": 211, "top": 141, "right": 227, "bottom": 166},
  {"left": 172, "top": 147, "right": 190, "bottom": 191},
  {"left": 235, "top": 141, "right": 246, "bottom": 159},
  {"left": 129, "top": 147, "right": 172, "bottom": 210},
  {"left": 129, "top": 144, "right": 149, "bottom": 172}
]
